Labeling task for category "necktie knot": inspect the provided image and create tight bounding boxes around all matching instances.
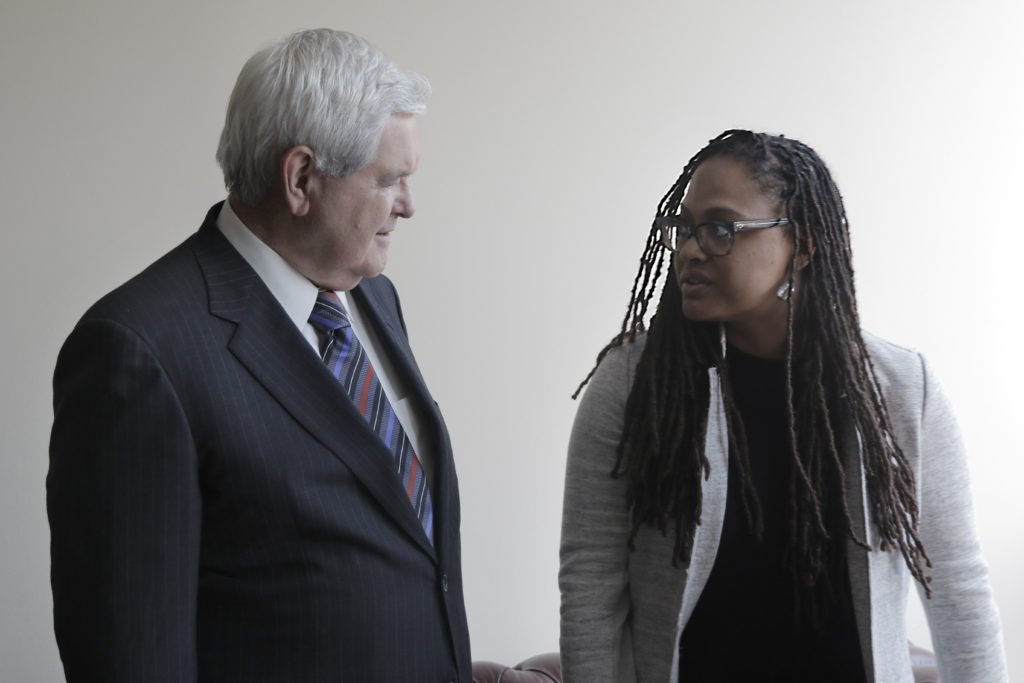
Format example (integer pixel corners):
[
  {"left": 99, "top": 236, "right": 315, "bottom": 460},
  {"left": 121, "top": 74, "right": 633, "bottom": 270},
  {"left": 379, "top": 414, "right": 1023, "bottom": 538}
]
[{"left": 309, "top": 290, "right": 352, "bottom": 334}]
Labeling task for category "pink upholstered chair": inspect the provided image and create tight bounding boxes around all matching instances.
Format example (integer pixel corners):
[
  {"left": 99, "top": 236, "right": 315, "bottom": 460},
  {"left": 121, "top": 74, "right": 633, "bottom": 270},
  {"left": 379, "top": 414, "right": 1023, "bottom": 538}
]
[
  {"left": 471, "top": 645, "right": 940, "bottom": 682},
  {"left": 472, "top": 653, "right": 561, "bottom": 683}
]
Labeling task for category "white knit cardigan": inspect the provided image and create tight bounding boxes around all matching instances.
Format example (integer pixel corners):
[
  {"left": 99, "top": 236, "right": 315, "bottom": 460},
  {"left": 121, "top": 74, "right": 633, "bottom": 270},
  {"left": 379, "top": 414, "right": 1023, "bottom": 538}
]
[{"left": 559, "top": 332, "right": 1007, "bottom": 682}]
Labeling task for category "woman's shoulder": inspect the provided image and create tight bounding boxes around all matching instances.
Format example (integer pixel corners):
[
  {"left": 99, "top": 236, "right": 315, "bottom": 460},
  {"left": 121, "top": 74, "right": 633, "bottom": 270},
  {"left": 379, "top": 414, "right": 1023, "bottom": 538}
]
[
  {"left": 861, "top": 330, "right": 928, "bottom": 382},
  {"left": 573, "top": 332, "right": 649, "bottom": 412},
  {"left": 590, "top": 332, "right": 648, "bottom": 384},
  {"left": 859, "top": 331, "right": 950, "bottom": 420},
  {"left": 861, "top": 329, "right": 920, "bottom": 359}
]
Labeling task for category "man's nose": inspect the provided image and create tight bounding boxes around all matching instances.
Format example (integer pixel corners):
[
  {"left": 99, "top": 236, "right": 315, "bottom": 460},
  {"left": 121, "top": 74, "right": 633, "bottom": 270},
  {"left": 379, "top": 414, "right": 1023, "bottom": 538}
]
[{"left": 396, "top": 182, "right": 415, "bottom": 218}]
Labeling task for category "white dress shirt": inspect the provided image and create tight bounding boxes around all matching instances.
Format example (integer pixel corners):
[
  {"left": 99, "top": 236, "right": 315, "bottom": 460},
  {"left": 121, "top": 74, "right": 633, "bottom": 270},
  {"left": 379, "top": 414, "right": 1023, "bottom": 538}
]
[{"left": 215, "top": 199, "right": 434, "bottom": 490}]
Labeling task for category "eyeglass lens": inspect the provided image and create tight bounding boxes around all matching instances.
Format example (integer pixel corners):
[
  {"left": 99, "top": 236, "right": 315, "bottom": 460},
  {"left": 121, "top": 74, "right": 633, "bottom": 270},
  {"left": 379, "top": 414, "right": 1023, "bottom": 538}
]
[{"left": 664, "top": 222, "right": 733, "bottom": 256}]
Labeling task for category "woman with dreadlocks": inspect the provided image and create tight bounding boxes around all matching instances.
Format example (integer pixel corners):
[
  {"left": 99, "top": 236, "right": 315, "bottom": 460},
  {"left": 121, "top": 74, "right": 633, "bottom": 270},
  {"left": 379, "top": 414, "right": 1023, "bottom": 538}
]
[{"left": 559, "top": 130, "right": 1006, "bottom": 682}]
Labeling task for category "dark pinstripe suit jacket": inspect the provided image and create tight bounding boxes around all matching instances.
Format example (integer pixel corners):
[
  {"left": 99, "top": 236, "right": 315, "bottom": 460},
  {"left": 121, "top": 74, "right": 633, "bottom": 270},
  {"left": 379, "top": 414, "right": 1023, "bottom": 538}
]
[{"left": 48, "top": 204, "right": 471, "bottom": 682}]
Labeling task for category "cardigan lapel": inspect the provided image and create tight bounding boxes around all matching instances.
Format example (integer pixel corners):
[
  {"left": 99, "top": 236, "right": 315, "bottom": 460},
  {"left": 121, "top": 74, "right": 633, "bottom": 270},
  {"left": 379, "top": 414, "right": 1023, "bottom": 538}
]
[
  {"left": 842, "top": 415, "right": 875, "bottom": 682},
  {"left": 191, "top": 209, "right": 436, "bottom": 559}
]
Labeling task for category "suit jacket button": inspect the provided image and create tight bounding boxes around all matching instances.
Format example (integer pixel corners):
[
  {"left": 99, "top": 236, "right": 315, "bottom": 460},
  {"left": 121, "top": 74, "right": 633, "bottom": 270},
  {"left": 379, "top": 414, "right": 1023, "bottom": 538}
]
[{"left": 441, "top": 573, "right": 448, "bottom": 592}]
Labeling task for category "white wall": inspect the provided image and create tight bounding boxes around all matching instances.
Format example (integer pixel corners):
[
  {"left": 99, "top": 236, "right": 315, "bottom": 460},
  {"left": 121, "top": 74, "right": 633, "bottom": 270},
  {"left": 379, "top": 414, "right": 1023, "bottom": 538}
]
[{"left": 2, "top": 0, "right": 1021, "bottom": 680}]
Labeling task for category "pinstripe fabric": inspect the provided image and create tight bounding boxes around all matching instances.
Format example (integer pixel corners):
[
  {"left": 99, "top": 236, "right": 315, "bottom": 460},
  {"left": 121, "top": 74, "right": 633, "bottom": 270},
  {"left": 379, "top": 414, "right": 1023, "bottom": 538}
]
[
  {"left": 310, "top": 290, "right": 434, "bottom": 543},
  {"left": 48, "top": 203, "right": 471, "bottom": 683}
]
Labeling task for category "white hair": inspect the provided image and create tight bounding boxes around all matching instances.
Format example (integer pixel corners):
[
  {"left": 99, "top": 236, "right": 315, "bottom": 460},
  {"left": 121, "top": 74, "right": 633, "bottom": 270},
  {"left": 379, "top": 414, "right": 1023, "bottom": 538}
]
[{"left": 216, "top": 29, "right": 430, "bottom": 206}]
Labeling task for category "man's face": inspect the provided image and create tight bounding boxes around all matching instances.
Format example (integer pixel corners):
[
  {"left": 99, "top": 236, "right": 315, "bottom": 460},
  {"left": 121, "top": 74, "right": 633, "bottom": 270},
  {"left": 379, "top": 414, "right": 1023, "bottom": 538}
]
[{"left": 297, "top": 113, "right": 420, "bottom": 290}]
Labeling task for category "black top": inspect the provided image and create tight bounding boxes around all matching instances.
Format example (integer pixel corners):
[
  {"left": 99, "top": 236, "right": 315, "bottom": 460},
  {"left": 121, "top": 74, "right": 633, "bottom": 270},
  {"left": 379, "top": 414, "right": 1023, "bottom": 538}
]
[{"left": 677, "top": 346, "right": 865, "bottom": 682}]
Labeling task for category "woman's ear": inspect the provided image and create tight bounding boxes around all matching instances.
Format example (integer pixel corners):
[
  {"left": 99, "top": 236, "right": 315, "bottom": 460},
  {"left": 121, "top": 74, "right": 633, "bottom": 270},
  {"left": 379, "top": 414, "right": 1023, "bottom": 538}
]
[
  {"left": 281, "top": 145, "right": 316, "bottom": 217},
  {"left": 796, "top": 234, "right": 816, "bottom": 271}
]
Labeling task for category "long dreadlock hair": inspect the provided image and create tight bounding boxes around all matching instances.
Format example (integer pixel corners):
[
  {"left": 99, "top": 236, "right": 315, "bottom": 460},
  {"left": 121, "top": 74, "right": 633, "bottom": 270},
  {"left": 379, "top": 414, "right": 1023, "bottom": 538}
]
[{"left": 574, "top": 130, "right": 931, "bottom": 607}]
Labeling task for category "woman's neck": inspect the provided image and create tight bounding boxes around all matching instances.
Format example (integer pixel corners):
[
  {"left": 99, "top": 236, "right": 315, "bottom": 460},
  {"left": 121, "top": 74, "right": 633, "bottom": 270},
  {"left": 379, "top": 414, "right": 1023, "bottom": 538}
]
[{"left": 724, "top": 318, "right": 788, "bottom": 360}]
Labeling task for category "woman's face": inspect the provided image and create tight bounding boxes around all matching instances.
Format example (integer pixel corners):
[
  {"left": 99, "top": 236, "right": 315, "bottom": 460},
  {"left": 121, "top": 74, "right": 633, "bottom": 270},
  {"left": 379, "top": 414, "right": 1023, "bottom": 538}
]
[{"left": 672, "top": 155, "right": 796, "bottom": 354}]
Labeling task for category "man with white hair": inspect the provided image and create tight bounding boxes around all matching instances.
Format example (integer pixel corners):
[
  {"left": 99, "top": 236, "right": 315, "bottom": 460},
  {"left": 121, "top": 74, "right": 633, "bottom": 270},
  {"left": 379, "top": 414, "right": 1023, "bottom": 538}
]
[{"left": 48, "top": 29, "right": 471, "bottom": 682}]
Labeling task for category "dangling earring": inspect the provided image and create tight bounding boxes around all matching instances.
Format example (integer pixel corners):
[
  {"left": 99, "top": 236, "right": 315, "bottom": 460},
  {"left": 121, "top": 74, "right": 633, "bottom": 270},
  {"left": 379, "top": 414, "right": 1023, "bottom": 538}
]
[{"left": 776, "top": 281, "right": 794, "bottom": 301}]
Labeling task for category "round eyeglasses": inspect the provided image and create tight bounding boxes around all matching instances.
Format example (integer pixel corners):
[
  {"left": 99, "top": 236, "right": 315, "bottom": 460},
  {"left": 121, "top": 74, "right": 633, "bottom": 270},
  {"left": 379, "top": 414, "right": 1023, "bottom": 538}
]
[{"left": 656, "top": 216, "right": 790, "bottom": 257}]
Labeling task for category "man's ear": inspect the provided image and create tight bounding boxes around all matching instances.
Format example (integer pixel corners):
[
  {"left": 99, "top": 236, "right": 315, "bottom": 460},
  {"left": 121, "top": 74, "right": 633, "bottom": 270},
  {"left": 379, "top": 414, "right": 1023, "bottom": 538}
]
[{"left": 281, "top": 145, "right": 317, "bottom": 217}]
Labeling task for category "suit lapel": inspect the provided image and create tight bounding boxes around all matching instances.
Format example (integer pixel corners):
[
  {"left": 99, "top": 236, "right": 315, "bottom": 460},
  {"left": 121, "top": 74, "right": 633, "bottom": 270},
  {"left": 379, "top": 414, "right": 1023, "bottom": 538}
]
[
  {"left": 350, "top": 280, "right": 457, "bottom": 553},
  {"left": 191, "top": 209, "right": 436, "bottom": 559},
  {"left": 350, "top": 283, "right": 434, "bottom": 418}
]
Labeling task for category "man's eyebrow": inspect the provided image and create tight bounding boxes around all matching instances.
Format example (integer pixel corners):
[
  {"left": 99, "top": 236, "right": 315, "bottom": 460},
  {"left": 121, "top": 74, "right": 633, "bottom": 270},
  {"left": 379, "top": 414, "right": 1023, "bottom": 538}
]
[{"left": 379, "top": 170, "right": 411, "bottom": 183}]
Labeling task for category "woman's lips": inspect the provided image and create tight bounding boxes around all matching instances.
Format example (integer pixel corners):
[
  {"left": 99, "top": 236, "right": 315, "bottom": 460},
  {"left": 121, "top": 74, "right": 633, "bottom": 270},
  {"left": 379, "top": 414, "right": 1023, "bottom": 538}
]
[
  {"left": 682, "top": 271, "right": 712, "bottom": 285},
  {"left": 681, "top": 271, "right": 713, "bottom": 295}
]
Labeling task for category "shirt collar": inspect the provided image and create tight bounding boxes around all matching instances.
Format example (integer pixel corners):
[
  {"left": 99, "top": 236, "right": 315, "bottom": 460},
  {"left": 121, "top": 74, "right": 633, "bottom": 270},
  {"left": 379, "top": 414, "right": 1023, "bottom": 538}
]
[{"left": 215, "top": 199, "right": 320, "bottom": 332}]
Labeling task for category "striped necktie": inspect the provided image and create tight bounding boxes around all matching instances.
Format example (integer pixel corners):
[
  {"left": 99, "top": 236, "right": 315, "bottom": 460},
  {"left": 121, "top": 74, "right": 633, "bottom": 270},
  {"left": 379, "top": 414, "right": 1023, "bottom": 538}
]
[{"left": 309, "top": 290, "right": 433, "bottom": 544}]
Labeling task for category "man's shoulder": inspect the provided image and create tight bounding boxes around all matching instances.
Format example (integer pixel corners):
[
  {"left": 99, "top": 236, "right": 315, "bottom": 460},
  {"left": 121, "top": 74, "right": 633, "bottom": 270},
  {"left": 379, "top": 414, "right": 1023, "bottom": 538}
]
[
  {"left": 78, "top": 207, "right": 229, "bottom": 332},
  {"left": 83, "top": 234, "right": 204, "bottom": 324}
]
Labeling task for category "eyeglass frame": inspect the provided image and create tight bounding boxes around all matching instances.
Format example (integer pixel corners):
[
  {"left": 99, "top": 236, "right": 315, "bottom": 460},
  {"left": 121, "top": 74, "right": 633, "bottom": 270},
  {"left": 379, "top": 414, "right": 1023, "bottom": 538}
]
[{"left": 655, "top": 215, "right": 791, "bottom": 256}]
